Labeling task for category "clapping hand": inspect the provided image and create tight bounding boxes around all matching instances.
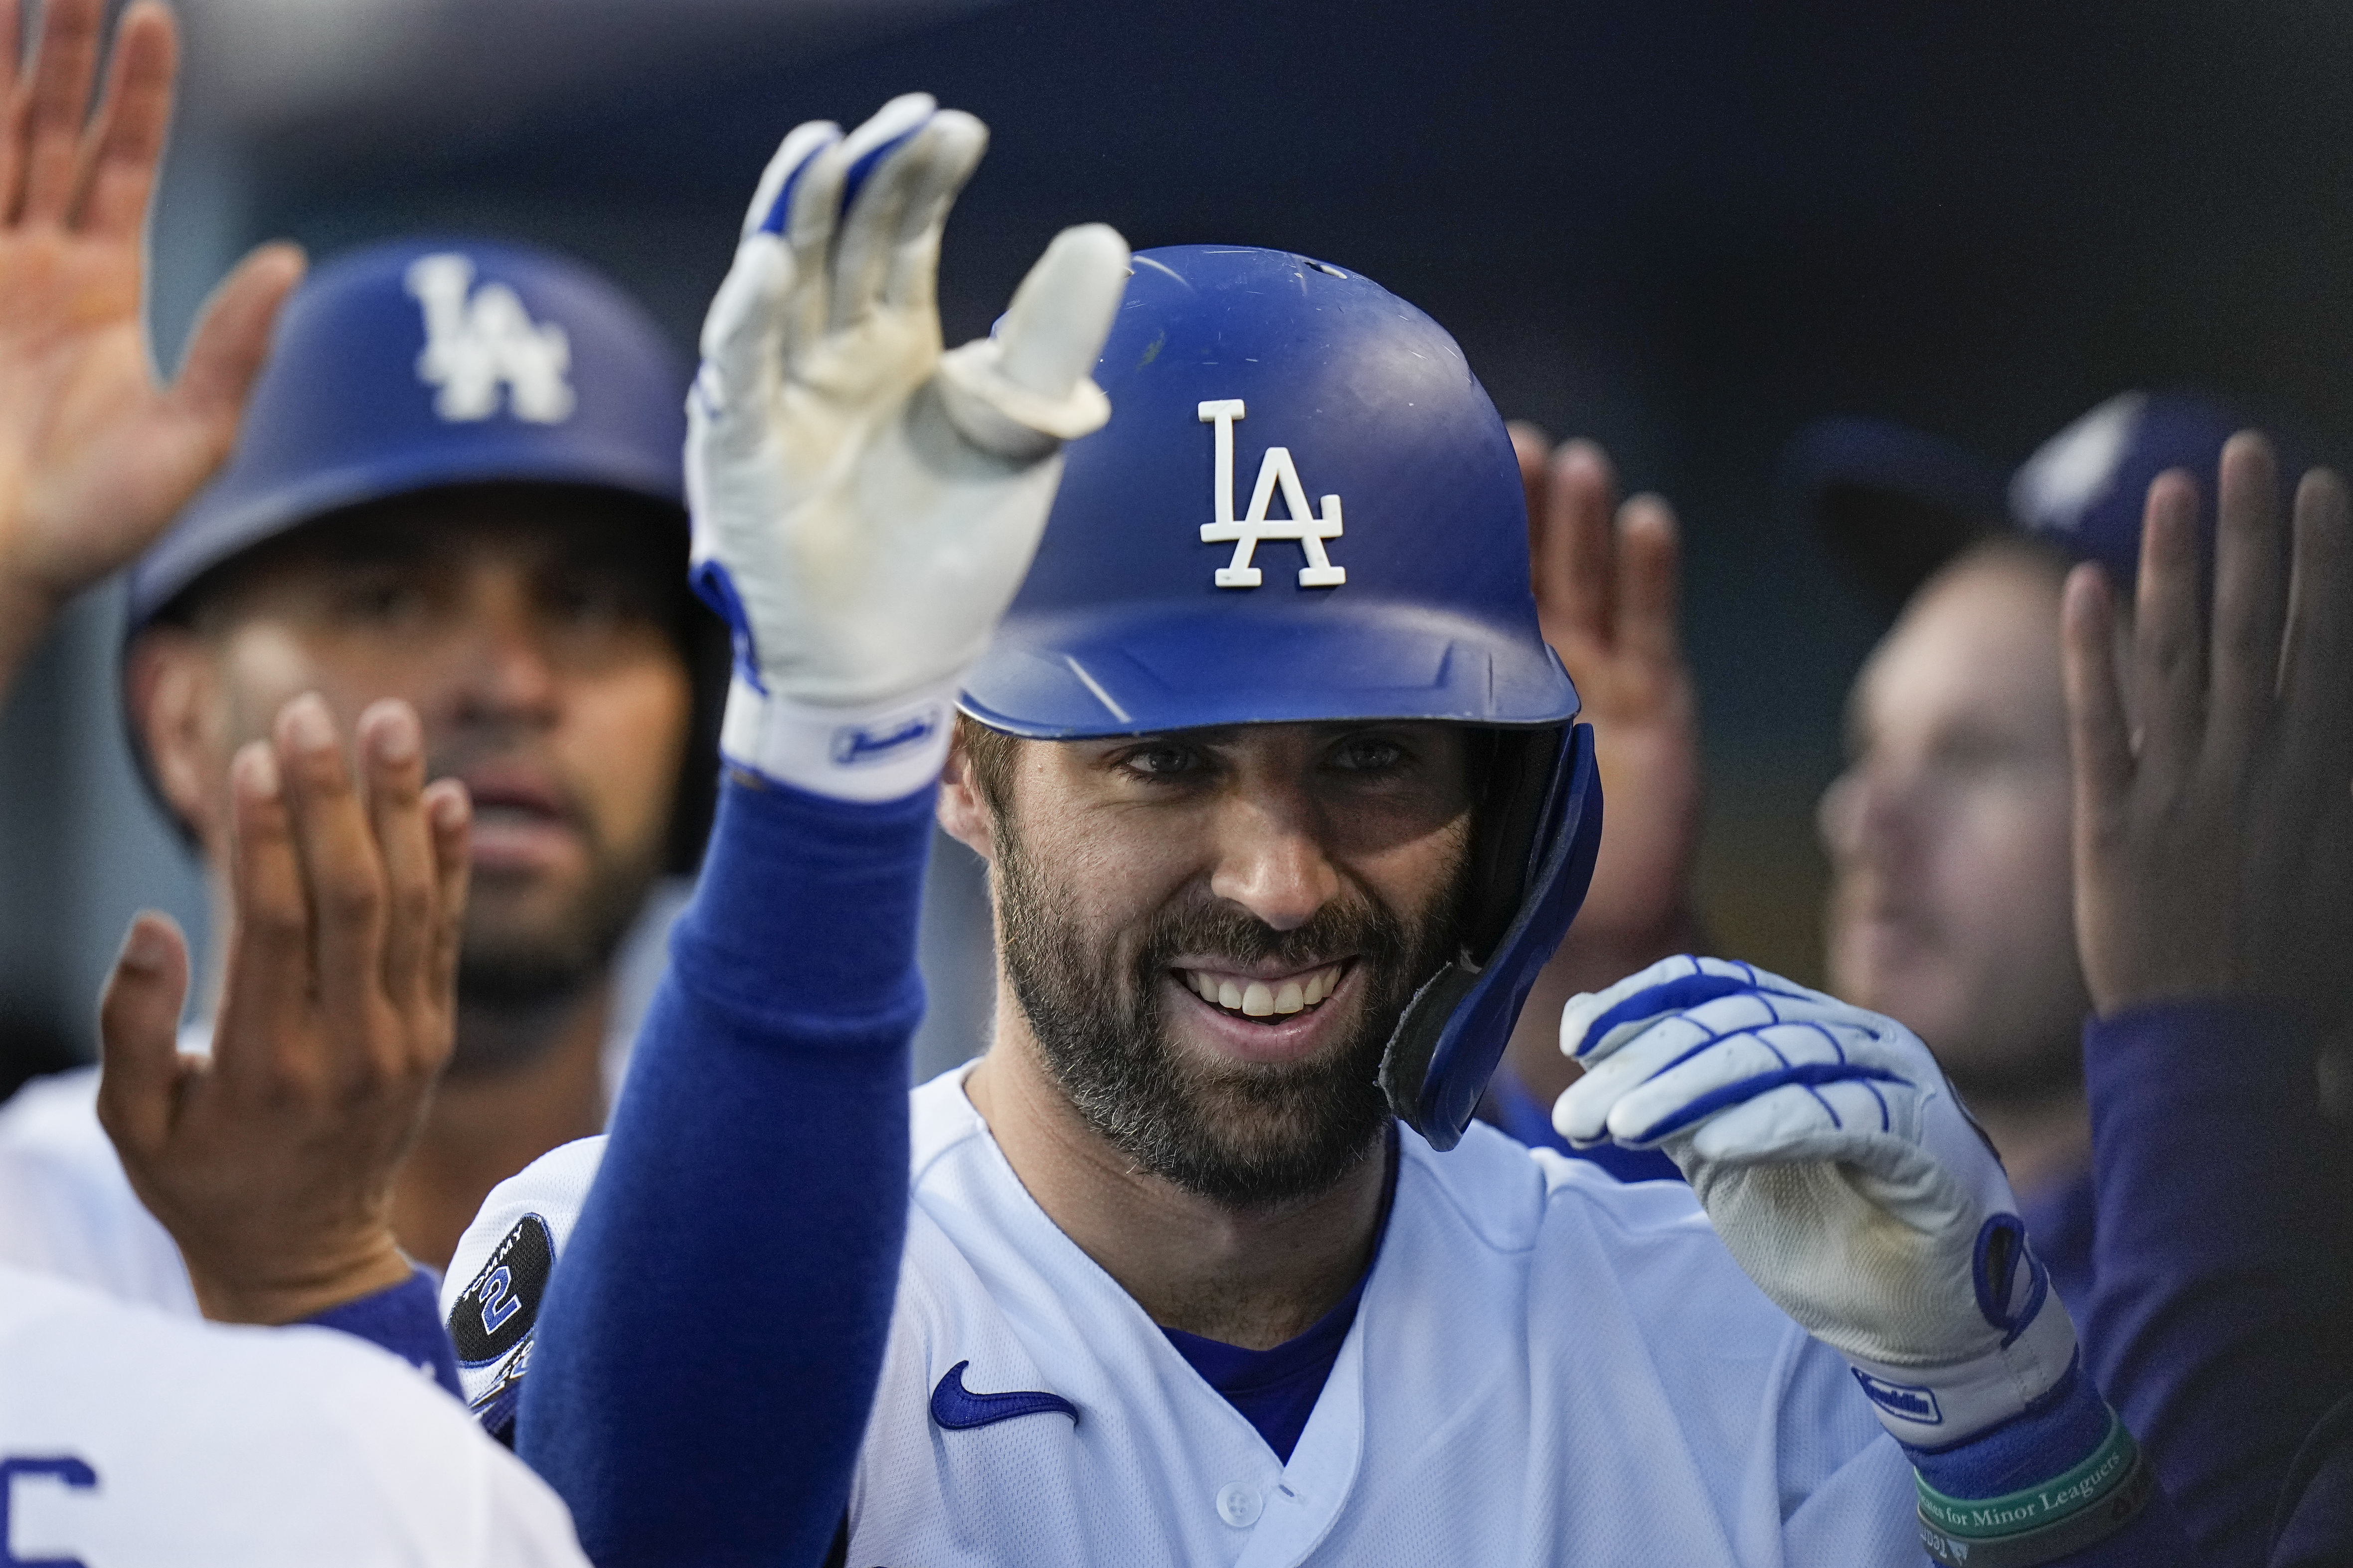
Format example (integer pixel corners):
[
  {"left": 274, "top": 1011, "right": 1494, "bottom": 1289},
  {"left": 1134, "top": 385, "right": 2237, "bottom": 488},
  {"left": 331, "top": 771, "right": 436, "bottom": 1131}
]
[{"left": 96, "top": 696, "right": 469, "bottom": 1325}]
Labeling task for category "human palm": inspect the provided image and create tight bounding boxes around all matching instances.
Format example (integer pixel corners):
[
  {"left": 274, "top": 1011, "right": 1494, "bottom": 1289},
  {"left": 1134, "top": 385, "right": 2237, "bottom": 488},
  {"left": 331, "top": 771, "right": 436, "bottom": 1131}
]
[{"left": 0, "top": 0, "right": 299, "bottom": 666}]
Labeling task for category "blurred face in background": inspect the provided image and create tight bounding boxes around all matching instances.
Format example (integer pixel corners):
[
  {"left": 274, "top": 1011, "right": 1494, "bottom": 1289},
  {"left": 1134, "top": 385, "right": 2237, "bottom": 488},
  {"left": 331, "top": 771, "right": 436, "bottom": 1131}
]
[
  {"left": 1818, "top": 541, "right": 2089, "bottom": 1101},
  {"left": 131, "top": 484, "right": 695, "bottom": 1060}
]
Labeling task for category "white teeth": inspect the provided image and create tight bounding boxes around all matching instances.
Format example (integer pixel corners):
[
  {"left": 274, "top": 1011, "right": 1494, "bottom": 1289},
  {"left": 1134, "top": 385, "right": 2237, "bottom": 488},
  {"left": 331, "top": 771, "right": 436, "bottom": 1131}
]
[{"left": 1183, "top": 965, "right": 1343, "bottom": 1017}]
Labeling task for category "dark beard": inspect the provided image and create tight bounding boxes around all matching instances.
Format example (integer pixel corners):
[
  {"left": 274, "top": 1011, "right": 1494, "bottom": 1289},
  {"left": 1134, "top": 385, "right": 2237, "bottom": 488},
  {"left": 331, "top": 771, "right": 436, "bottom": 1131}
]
[{"left": 994, "top": 816, "right": 1469, "bottom": 1210}]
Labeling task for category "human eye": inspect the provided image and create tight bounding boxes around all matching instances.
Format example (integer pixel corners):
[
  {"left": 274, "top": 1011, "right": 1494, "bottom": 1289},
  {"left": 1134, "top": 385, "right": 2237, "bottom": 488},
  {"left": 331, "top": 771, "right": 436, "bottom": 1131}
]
[
  {"left": 1112, "top": 740, "right": 1210, "bottom": 782},
  {"left": 330, "top": 566, "right": 433, "bottom": 626},
  {"left": 1326, "top": 732, "right": 1411, "bottom": 775}
]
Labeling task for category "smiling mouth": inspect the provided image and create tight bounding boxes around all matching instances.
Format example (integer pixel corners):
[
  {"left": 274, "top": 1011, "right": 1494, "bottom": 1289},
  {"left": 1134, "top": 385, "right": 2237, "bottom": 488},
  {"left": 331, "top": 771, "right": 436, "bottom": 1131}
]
[{"left": 1176, "top": 962, "right": 1349, "bottom": 1021}]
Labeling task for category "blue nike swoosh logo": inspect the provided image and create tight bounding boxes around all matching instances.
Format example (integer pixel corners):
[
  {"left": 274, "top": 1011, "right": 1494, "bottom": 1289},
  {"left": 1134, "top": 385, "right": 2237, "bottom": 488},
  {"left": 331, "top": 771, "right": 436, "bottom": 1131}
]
[{"left": 929, "top": 1360, "right": 1079, "bottom": 1430}]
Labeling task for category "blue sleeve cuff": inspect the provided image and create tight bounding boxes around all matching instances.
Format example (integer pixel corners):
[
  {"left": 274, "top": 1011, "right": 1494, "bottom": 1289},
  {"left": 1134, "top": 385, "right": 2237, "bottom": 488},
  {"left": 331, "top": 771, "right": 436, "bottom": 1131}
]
[
  {"left": 305, "top": 1268, "right": 462, "bottom": 1399},
  {"left": 1905, "top": 1364, "right": 2113, "bottom": 1497}
]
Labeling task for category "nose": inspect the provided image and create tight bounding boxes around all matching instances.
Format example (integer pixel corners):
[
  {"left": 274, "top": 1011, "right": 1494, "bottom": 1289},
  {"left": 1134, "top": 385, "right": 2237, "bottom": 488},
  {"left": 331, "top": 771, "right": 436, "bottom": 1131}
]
[
  {"left": 1206, "top": 788, "right": 1343, "bottom": 932},
  {"left": 1818, "top": 760, "right": 1917, "bottom": 870},
  {"left": 452, "top": 578, "right": 560, "bottom": 726}
]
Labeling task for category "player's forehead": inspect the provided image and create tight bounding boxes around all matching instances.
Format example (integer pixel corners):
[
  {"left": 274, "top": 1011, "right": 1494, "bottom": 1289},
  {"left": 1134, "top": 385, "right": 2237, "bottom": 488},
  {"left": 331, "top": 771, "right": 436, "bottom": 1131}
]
[{"left": 1848, "top": 551, "right": 2067, "bottom": 756}]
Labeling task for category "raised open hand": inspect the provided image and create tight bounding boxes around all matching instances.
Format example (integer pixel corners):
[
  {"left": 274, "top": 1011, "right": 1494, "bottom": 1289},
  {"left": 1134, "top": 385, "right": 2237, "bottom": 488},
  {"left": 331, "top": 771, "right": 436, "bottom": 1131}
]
[
  {"left": 0, "top": 0, "right": 301, "bottom": 677},
  {"left": 1510, "top": 427, "right": 1701, "bottom": 969},
  {"left": 96, "top": 695, "right": 470, "bottom": 1325},
  {"left": 2063, "top": 433, "right": 2353, "bottom": 1023}
]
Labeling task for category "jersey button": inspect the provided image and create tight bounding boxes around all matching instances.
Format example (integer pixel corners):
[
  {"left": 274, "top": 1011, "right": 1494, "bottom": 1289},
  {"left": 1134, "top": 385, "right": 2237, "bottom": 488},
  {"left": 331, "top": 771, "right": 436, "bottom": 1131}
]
[{"left": 1215, "top": 1482, "right": 1264, "bottom": 1528}]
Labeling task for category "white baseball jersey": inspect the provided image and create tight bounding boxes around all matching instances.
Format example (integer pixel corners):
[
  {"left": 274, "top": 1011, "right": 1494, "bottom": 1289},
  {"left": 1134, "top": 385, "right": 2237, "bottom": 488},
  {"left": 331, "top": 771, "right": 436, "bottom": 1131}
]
[
  {"left": 0, "top": 1262, "right": 587, "bottom": 1567},
  {"left": 450, "top": 1065, "right": 1919, "bottom": 1567}
]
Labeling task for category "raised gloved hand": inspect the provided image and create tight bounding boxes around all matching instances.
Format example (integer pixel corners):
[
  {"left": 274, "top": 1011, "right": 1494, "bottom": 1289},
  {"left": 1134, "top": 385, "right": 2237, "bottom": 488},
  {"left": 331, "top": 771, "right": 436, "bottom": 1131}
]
[
  {"left": 1555, "top": 957, "right": 2155, "bottom": 1565},
  {"left": 687, "top": 93, "right": 1129, "bottom": 800},
  {"left": 1553, "top": 955, "right": 2073, "bottom": 1444}
]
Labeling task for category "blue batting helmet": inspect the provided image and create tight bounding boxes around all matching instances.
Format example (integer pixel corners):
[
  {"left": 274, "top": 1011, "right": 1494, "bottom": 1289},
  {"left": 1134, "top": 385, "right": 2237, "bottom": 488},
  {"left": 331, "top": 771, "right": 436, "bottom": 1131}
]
[{"left": 962, "top": 244, "right": 1601, "bottom": 1151}]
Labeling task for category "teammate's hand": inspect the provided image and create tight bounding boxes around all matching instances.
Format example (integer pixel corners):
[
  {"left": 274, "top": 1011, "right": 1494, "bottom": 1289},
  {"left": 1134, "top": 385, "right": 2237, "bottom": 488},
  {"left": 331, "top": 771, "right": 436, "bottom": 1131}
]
[
  {"left": 1554, "top": 955, "right": 2078, "bottom": 1447},
  {"left": 688, "top": 93, "right": 1128, "bottom": 798},
  {"left": 2063, "top": 434, "right": 2353, "bottom": 1025},
  {"left": 0, "top": 0, "right": 302, "bottom": 680},
  {"left": 1509, "top": 428, "right": 1701, "bottom": 967},
  {"left": 96, "top": 695, "right": 471, "bottom": 1326}
]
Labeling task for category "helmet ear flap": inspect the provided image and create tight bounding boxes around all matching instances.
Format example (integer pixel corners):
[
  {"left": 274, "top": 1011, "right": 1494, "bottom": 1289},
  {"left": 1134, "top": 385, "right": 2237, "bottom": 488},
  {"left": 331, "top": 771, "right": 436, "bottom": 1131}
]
[{"left": 1379, "top": 723, "right": 1603, "bottom": 1150}]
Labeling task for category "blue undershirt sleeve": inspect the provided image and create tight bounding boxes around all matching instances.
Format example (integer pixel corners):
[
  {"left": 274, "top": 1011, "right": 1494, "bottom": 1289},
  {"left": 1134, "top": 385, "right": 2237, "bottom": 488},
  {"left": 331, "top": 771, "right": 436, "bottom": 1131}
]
[
  {"left": 2078, "top": 999, "right": 2353, "bottom": 1568},
  {"left": 516, "top": 773, "right": 933, "bottom": 1568},
  {"left": 304, "top": 1267, "right": 461, "bottom": 1398}
]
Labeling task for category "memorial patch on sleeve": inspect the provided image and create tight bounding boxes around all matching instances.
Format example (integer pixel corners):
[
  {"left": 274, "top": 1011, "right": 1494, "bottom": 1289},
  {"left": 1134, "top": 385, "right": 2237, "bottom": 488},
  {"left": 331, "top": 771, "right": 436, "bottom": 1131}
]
[{"left": 449, "top": 1213, "right": 554, "bottom": 1368}]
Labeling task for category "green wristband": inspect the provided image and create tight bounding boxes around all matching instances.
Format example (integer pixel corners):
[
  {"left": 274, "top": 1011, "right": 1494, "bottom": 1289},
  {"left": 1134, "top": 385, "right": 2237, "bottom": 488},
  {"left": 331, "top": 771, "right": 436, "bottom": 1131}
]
[{"left": 1915, "top": 1415, "right": 2155, "bottom": 1568}]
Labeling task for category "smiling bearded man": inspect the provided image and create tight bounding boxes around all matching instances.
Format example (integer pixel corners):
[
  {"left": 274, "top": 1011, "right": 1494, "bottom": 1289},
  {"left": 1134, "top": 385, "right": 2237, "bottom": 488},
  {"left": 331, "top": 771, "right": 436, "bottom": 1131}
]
[{"left": 982, "top": 720, "right": 1470, "bottom": 1208}]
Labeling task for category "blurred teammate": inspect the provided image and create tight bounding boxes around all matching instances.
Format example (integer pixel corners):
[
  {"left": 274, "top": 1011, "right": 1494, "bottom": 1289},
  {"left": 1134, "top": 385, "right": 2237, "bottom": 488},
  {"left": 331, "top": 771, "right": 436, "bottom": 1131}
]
[
  {"left": 0, "top": 4, "right": 585, "bottom": 1556},
  {"left": 0, "top": 8, "right": 906, "bottom": 1559},
  {"left": 1795, "top": 392, "right": 2294, "bottom": 1306},
  {"left": 448, "top": 96, "right": 2193, "bottom": 1568},
  {"left": 0, "top": 210, "right": 723, "bottom": 1297}
]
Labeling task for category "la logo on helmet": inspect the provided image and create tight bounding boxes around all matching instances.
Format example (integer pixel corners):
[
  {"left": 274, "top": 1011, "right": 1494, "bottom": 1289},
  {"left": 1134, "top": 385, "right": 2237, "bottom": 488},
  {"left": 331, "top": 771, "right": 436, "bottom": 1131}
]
[
  {"left": 1196, "top": 399, "right": 1346, "bottom": 589},
  {"left": 405, "top": 254, "right": 577, "bottom": 426}
]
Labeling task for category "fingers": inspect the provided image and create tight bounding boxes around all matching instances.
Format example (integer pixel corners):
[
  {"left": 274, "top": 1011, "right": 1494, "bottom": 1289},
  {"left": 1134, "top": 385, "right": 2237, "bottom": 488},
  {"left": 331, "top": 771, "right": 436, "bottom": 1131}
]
[
  {"left": 1615, "top": 493, "right": 1683, "bottom": 669},
  {"left": 68, "top": 0, "right": 172, "bottom": 239},
  {"left": 740, "top": 118, "right": 841, "bottom": 242},
  {"left": 879, "top": 110, "right": 988, "bottom": 315},
  {"left": 1534, "top": 440, "right": 1616, "bottom": 648},
  {"left": 995, "top": 223, "right": 1128, "bottom": 401},
  {"left": 2278, "top": 467, "right": 2353, "bottom": 787},
  {"left": 215, "top": 739, "right": 311, "bottom": 1091},
  {"left": 12, "top": 0, "right": 101, "bottom": 226},
  {"left": 1509, "top": 422, "right": 1550, "bottom": 534},
  {"left": 95, "top": 911, "right": 191, "bottom": 1158},
  {"left": 421, "top": 779, "right": 471, "bottom": 1029},
  {"left": 829, "top": 109, "right": 949, "bottom": 332},
  {"left": 355, "top": 701, "right": 433, "bottom": 1022},
  {"left": 2131, "top": 469, "right": 2206, "bottom": 781},
  {"left": 272, "top": 694, "right": 390, "bottom": 1074},
  {"left": 2061, "top": 563, "right": 2134, "bottom": 866},
  {"left": 695, "top": 233, "right": 792, "bottom": 441},
  {"left": 168, "top": 242, "right": 305, "bottom": 438},
  {"left": 2204, "top": 433, "right": 2287, "bottom": 761},
  {"left": 814, "top": 92, "right": 936, "bottom": 337}
]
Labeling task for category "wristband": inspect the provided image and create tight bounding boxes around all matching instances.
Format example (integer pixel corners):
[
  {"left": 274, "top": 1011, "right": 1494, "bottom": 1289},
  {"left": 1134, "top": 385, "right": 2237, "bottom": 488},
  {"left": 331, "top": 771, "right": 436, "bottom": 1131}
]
[
  {"left": 1915, "top": 1412, "right": 2155, "bottom": 1568},
  {"left": 719, "top": 674, "right": 958, "bottom": 803}
]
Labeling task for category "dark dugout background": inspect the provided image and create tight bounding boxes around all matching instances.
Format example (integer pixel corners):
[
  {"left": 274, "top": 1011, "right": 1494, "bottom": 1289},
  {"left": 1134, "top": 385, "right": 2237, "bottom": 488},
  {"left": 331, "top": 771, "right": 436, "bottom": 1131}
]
[{"left": 4, "top": 0, "right": 2349, "bottom": 1086}]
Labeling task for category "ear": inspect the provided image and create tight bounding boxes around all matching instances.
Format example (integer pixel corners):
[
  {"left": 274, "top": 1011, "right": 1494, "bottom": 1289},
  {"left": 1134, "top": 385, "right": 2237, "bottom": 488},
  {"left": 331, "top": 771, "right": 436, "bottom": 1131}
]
[
  {"left": 936, "top": 729, "right": 997, "bottom": 863},
  {"left": 125, "top": 629, "right": 226, "bottom": 853}
]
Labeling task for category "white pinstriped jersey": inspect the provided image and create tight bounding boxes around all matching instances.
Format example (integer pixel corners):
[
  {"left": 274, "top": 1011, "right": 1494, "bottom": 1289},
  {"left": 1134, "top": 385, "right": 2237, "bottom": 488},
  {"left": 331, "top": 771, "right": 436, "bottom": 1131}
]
[{"left": 451, "top": 1065, "right": 1919, "bottom": 1566}]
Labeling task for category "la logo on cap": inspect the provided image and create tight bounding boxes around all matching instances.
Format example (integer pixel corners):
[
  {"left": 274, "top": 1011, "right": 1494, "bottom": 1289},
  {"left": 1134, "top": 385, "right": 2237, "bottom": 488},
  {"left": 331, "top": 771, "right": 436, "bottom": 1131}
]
[
  {"left": 405, "top": 254, "right": 577, "bottom": 426},
  {"left": 1197, "top": 399, "right": 1346, "bottom": 590}
]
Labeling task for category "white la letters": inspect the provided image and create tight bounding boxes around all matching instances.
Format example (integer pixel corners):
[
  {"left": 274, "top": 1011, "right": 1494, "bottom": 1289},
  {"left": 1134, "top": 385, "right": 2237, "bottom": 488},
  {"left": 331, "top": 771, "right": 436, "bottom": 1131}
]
[
  {"left": 1196, "top": 399, "right": 1346, "bottom": 589},
  {"left": 405, "top": 254, "right": 577, "bottom": 425}
]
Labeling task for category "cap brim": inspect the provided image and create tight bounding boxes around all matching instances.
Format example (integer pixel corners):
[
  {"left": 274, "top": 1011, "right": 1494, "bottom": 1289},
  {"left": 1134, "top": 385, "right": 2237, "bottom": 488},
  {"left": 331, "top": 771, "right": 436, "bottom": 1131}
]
[{"left": 1785, "top": 418, "right": 2010, "bottom": 619}]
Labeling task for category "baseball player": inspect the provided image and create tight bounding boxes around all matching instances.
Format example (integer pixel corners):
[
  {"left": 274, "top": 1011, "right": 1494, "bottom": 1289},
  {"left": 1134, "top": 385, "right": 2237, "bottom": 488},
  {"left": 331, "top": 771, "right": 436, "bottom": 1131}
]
[
  {"left": 0, "top": 220, "right": 727, "bottom": 1299},
  {"left": 0, "top": 8, "right": 580, "bottom": 1550},
  {"left": 443, "top": 95, "right": 2202, "bottom": 1567},
  {"left": 0, "top": 5, "right": 912, "bottom": 1556}
]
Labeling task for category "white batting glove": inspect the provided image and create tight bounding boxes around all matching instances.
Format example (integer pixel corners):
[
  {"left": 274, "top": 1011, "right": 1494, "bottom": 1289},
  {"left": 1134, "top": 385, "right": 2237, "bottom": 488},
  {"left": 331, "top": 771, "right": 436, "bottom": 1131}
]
[
  {"left": 687, "top": 93, "right": 1129, "bottom": 800},
  {"left": 1553, "top": 956, "right": 2078, "bottom": 1448}
]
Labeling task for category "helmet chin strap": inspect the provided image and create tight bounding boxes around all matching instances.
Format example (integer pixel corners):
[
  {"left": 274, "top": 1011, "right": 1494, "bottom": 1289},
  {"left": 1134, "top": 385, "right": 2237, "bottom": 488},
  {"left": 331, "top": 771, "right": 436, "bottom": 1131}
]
[{"left": 1378, "top": 722, "right": 1603, "bottom": 1150}]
